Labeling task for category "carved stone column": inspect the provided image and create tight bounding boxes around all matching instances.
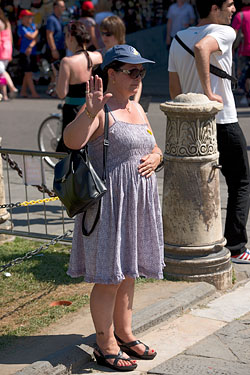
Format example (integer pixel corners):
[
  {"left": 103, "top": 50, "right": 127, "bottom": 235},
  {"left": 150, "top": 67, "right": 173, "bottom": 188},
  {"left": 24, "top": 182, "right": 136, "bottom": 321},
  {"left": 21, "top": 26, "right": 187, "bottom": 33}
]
[{"left": 160, "top": 93, "right": 232, "bottom": 290}]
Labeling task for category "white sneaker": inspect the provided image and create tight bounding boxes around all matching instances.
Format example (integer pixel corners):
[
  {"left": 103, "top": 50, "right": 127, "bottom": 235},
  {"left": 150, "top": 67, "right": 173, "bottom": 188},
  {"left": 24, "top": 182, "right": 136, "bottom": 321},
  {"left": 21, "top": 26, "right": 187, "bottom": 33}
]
[{"left": 231, "top": 249, "right": 250, "bottom": 264}]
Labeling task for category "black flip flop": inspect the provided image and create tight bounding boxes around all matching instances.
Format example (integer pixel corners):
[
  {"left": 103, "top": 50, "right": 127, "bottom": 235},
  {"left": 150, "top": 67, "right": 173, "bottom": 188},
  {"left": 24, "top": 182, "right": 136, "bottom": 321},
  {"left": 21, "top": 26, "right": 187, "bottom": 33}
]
[
  {"left": 93, "top": 343, "right": 137, "bottom": 372},
  {"left": 114, "top": 333, "right": 157, "bottom": 360}
]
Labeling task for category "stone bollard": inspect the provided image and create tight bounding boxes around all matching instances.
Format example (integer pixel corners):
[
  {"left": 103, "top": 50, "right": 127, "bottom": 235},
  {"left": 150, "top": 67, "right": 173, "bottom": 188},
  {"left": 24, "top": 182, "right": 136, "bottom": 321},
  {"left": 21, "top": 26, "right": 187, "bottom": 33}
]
[
  {"left": 0, "top": 137, "right": 14, "bottom": 243},
  {"left": 160, "top": 93, "right": 232, "bottom": 290}
]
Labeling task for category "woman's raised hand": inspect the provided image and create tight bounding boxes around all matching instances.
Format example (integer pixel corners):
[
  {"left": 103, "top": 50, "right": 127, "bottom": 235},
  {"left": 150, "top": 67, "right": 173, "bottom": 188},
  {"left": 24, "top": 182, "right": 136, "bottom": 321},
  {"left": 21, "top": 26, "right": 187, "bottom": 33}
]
[{"left": 85, "top": 75, "right": 112, "bottom": 116}]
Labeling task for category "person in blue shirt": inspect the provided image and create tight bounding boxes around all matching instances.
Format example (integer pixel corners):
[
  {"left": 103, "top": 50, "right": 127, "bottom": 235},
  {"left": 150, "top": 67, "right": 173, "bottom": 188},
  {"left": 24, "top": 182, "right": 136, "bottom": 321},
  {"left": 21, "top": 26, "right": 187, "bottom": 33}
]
[
  {"left": 18, "top": 9, "right": 40, "bottom": 98},
  {"left": 46, "top": 0, "right": 66, "bottom": 61},
  {"left": 45, "top": 0, "right": 66, "bottom": 94}
]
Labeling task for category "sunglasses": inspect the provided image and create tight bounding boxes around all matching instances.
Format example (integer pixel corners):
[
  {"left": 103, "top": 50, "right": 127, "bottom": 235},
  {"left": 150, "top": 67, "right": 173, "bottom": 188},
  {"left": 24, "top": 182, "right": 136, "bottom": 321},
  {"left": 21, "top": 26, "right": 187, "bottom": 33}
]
[
  {"left": 116, "top": 68, "right": 146, "bottom": 79},
  {"left": 101, "top": 31, "right": 113, "bottom": 37}
]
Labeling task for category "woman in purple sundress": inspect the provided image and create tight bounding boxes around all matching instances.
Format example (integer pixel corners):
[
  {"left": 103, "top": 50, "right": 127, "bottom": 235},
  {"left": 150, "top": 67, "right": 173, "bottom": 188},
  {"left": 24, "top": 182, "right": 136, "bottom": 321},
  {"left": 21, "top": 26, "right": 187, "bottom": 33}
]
[{"left": 64, "top": 44, "right": 165, "bottom": 372}]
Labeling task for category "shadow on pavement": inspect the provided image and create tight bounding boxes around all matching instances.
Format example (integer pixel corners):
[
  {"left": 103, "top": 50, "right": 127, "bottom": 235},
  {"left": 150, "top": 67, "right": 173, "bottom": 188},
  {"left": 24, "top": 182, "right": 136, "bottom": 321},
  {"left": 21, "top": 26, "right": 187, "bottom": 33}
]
[{"left": 0, "top": 333, "right": 95, "bottom": 366}]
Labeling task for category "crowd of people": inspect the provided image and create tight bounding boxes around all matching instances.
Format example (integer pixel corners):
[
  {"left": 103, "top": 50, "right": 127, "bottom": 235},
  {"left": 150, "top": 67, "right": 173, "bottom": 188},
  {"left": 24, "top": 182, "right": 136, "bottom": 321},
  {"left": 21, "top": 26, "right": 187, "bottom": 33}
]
[
  {"left": 0, "top": 1, "right": 249, "bottom": 101},
  {"left": 1, "top": 0, "right": 250, "bottom": 372}
]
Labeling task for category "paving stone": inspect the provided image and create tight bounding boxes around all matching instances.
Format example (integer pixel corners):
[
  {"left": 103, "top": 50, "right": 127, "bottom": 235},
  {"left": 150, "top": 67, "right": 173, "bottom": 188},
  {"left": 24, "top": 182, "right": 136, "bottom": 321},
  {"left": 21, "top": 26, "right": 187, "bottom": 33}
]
[
  {"left": 148, "top": 355, "right": 250, "bottom": 375},
  {"left": 184, "top": 334, "right": 237, "bottom": 361},
  {"left": 215, "top": 320, "right": 250, "bottom": 364},
  {"left": 191, "top": 281, "right": 250, "bottom": 322}
]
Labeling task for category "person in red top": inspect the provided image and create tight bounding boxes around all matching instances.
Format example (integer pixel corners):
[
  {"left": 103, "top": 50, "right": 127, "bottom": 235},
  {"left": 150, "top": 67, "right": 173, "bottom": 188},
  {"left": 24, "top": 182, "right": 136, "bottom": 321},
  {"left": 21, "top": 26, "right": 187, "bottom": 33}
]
[
  {"left": 0, "top": 8, "right": 18, "bottom": 101},
  {"left": 232, "top": 0, "right": 250, "bottom": 91}
]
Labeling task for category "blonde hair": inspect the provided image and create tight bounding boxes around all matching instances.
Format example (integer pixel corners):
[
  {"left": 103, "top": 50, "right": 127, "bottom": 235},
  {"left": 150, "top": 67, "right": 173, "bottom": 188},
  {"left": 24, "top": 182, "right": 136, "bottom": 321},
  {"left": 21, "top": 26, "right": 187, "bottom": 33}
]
[{"left": 100, "top": 16, "right": 126, "bottom": 45}]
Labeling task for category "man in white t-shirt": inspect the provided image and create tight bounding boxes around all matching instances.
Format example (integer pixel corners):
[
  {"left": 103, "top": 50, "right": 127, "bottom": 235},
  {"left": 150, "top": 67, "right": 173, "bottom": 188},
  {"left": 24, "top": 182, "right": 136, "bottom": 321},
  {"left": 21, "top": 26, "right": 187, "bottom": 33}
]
[{"left": 168, "top": 0, "right": 250, "bottom": 263}]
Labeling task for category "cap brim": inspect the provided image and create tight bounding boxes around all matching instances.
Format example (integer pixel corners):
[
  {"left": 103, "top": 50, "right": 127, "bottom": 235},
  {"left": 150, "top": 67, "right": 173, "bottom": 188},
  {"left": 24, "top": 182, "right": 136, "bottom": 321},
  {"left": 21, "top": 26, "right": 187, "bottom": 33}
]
[
  {"left": 117, "top": 57, "right": 155, "bottom": 64},
  {"left": 20, "top": 13, "right": 34, "bottom": 17},
  {"left": 101, "top": 56, "right": 155, "bottom": 70}
]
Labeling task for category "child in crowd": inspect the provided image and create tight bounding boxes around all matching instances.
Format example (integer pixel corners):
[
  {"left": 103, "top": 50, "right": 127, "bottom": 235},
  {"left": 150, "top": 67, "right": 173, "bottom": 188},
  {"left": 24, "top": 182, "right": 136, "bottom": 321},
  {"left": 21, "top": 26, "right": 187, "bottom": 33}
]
[{"left": 18, "top": 9, "right": 40, "bottom": 98}]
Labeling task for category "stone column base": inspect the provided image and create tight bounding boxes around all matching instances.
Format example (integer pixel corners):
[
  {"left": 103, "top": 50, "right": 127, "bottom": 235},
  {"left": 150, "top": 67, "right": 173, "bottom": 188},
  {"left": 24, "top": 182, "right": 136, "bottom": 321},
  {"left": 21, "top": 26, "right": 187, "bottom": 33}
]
[
  {"left": 164, "top": 246, "right": 232, "bottom": 290},
  {"left": 0, "top": 220, "right": 15, "bottom": 244}
]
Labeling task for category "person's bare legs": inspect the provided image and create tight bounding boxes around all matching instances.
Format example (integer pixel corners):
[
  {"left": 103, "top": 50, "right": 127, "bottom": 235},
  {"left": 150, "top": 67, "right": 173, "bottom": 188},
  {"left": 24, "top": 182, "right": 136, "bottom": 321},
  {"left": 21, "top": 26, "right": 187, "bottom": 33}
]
[
  {"left": 25, "top": 72, "right": 40, "bottom": 98},
  {"left": 113, "top": 276, "right": 156, "bottom": 356},
  {"left": 90, "top": 282, "right": 136, "bottom": 368},
  {"left": 1, "top": 84, "right": 8, "bottom": 100},
  {"left": 2, "top": 71, "right": 18, "bottom": 94},
  {"left": 20, "top": 74, "right": 28, "bottom": 97}
]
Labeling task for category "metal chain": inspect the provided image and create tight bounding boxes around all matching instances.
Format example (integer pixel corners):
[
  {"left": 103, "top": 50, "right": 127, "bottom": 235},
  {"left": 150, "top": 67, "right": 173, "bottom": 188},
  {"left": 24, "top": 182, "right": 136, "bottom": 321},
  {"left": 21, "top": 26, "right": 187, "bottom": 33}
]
[
  {"left": 0, "top": 202, "right": 21, "bottom": 209},
  {"left": 0, "top": 229, "right": 73, "bottom": 273},
  {"left": 1, "top": 153, "right": 57, "bottom": 197},
  {"left": 0, "top": 197, "right": 60, "bottom": 210}
]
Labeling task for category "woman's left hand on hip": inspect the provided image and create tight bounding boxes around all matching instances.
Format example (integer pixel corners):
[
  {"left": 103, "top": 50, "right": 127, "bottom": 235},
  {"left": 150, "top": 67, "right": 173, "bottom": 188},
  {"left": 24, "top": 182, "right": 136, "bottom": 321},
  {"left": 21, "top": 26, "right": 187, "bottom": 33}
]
[{"left": 138, "top": 153, "right": 161, "bottom": 178}]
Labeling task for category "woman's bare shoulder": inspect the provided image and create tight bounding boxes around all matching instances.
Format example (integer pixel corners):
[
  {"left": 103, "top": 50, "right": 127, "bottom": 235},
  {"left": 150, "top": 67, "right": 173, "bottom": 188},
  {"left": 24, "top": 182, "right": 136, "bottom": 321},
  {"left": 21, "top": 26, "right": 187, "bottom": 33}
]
[{"left": 88, "top": 50, "right": 103, "bottom": 65}]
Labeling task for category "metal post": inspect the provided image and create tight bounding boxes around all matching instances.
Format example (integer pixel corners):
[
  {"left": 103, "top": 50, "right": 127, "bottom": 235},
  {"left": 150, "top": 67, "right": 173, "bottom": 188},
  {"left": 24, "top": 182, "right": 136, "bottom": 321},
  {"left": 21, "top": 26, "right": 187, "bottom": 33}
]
[{"left": 160, "top": 93, "right": 232, "bottom": 290}]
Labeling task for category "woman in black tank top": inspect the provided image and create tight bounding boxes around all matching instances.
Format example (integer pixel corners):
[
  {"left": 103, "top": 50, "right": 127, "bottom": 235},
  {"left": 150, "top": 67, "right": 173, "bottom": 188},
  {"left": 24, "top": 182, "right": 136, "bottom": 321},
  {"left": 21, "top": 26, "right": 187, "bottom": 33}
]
[{"left": 52, "top": 21, "right": 102, "bottom": 152}]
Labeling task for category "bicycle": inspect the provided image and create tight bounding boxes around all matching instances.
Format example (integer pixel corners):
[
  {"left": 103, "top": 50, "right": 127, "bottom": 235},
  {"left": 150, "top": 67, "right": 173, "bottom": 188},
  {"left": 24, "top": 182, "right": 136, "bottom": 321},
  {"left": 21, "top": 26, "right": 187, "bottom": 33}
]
[{"left": 38, "top": 100, "right": 63, "bottom": 168}]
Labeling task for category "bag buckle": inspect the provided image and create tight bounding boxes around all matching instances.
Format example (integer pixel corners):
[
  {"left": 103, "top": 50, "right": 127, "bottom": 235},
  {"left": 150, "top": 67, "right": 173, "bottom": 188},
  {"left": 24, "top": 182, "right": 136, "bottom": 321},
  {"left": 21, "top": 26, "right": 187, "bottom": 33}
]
[{"left": 104, "top": 140, "right": 109, "bottom": 147}]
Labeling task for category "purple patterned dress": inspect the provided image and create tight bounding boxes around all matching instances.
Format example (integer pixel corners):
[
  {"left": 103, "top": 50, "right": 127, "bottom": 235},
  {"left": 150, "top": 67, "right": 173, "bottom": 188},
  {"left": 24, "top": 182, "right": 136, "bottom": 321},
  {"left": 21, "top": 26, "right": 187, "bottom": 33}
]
[{"left": 67, "top": 105, "right": 165, "bottom": 284}]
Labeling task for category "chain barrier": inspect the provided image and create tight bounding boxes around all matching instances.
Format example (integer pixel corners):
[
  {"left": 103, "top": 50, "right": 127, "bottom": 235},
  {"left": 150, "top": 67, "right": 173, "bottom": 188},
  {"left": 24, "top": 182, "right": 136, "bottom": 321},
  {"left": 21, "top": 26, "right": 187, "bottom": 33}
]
[
  {"left": 0, "top": 229, "right": 73, "bottom": 273},
  {"left": 0, "top": 197, "right": 60, "bottom": 210},
  {"left": 1, "top": 153, "right": 57, "bottom": 197}
]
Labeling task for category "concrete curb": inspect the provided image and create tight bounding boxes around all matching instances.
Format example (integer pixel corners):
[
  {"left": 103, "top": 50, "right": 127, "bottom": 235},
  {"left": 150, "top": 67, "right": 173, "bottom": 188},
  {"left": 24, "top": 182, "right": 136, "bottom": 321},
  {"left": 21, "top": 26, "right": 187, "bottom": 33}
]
[{"left": 13, "top": 282, "right": 216, "bottom": 375}]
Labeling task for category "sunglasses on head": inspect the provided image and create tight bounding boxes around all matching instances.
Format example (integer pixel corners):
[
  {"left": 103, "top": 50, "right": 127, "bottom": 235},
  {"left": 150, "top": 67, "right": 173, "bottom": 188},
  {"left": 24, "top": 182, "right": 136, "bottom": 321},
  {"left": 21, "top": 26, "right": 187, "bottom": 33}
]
[
  {"left": 101, "top": 31, "right": 113, "bottom": 37},
  {"left": 115, "top": 67, "right": 146, "bottom": 80}
]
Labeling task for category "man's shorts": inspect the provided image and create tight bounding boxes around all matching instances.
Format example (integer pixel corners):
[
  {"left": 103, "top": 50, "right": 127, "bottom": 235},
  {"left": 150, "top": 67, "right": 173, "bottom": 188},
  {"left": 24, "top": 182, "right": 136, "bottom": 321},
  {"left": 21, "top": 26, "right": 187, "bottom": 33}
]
[{"left": 19, "top": 53, "right": 38, "bottom": 73}]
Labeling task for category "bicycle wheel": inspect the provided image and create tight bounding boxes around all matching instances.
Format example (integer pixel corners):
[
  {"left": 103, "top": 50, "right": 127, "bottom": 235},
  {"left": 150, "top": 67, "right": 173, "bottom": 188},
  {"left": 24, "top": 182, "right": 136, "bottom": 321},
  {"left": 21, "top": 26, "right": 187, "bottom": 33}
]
[{"left": 38, "top": 115, "right": 62, "bottom": 168}]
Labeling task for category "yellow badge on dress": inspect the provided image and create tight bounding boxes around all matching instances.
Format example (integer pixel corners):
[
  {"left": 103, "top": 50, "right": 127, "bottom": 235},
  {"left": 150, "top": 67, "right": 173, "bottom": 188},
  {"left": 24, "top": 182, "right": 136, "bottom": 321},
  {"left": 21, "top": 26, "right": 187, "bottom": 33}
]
[{"left": 147, "top": 129, "right": 152, "bottom": 135}]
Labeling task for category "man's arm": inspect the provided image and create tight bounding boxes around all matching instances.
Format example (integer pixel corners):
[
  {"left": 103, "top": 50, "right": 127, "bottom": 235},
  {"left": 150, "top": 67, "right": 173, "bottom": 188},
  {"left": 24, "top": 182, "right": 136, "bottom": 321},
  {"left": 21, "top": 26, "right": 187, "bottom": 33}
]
[
  {"left": 166, "top": 18, "right": 172, "bottom": 46},
  {"left": 169, "top": 72, "right": 182, "bottom": 99},
  {"left": 24, "top": 28, "right": 38, "bottom": 40},
  {"left": 46, "top": 29, "right": 59, "bottom": 60},
  {"left": 194, "top": 35, "right": 223, "bottom": 103}
]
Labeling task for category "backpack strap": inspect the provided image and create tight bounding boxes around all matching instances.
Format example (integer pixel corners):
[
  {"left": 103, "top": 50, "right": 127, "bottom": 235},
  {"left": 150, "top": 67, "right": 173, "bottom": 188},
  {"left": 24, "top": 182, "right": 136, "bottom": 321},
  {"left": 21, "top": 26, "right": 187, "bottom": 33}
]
[{"left": 175, "top": 34, "right": 238, "bottom": 84}]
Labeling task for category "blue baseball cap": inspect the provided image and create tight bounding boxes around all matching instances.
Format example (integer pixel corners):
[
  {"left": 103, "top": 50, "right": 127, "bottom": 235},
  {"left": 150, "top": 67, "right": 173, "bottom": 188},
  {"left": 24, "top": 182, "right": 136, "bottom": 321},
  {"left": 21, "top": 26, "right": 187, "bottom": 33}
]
[{"left": 101, "top": 44, "right": 155, "bottom": 70}]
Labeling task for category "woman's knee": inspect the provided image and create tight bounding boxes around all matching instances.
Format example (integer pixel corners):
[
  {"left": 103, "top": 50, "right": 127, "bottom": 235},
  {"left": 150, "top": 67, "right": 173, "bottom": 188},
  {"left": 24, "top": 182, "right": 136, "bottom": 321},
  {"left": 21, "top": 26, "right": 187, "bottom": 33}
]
[{"left": 0, "top": 61, "right": 6, "bottom": 75}]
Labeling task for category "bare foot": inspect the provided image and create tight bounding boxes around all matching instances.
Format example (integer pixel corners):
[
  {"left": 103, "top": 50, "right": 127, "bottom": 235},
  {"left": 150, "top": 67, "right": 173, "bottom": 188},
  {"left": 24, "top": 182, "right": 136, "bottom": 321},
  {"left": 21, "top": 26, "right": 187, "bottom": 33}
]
[
  {"left": 20, "top": 92, "right": 28, "bottom": 98},
  {"left": 9, "top": 89, "right": 18, "bottom": 99}
]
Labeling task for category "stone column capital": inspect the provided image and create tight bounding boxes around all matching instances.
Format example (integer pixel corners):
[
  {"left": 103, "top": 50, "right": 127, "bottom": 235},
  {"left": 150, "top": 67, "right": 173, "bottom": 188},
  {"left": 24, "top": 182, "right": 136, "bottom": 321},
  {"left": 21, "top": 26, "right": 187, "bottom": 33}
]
[{"left": 160, "top": 93, "right": 223, "bottom": 115}]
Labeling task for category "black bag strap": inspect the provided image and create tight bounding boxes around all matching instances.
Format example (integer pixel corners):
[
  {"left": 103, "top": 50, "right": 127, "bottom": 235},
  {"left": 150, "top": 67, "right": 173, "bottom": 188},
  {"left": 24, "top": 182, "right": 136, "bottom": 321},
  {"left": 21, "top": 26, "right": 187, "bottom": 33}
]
[
  {"left": 175, "top": 34, "right": 238, "bottom": 84},
  {"left": 82, "top": 200, "right": 101, "bottom": 236},
  {"left": 102, "top": 104, "right": 109, "bottom": 181},
  {"left": 82, "top": 104, "right": 109, "bottom": 236}
]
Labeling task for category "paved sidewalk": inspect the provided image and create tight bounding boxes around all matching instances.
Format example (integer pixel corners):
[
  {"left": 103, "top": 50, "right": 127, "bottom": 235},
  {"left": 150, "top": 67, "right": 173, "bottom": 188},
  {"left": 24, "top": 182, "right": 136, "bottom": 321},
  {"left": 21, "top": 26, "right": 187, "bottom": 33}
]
[
  {"left": 148, "top": 281, "right": 250, "bottom": 375},
  {"left": 1, "top": 281, "right": 216, "bottom": 375}
]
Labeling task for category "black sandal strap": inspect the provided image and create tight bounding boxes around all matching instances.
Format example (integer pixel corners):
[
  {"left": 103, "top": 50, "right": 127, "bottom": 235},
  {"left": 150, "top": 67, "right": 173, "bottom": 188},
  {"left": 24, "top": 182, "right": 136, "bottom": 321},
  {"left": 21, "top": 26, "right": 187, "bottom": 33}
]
[
  {"left": 104, "top": 350, "right": 123, "bottom": 360},
  {"left": 115, "top": 333, "right": 142, "bottom": 348},
  {"left": 122, "top": 339, "right": 141, "bottom": 348},
  {"left": 114, "top": 333, "right": 150, "bottom": 357},
  {"left": 94, "top": 345, "right": 133, "bottom": 364},
  {"left": 143, "top": 345, "right": 149, "bottom": 356}
]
